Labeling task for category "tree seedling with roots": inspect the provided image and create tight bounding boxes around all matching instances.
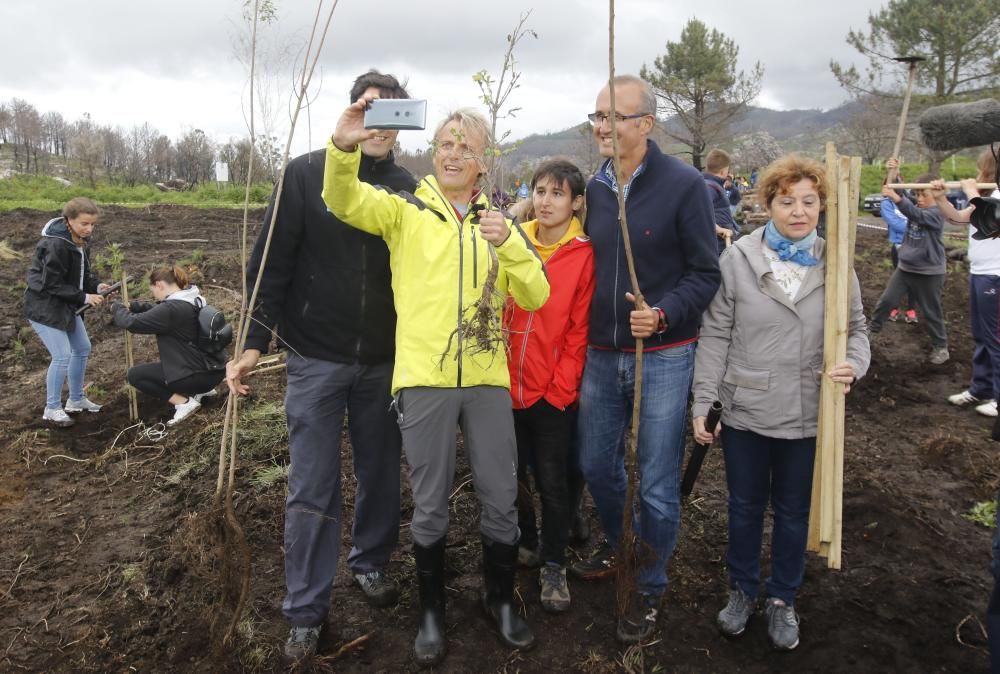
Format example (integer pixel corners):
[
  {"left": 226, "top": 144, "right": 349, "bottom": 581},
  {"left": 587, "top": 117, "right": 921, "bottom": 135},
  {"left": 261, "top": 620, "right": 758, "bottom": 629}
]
[{"left": 437, "top": 12, "right": 537, "bottom": 369}]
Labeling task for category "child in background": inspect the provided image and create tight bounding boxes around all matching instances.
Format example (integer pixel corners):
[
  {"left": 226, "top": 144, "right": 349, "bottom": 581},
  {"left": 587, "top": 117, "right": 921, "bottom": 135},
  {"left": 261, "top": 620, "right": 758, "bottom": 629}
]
[
  {"left": 881, "top": 195, "right": 919, "bottom": 324},
  {"left": 505, "top": 159, "right": 595, "bottom": 613},
  {"left": 868, "top": 158, "right": 949, "bottom": 364}
]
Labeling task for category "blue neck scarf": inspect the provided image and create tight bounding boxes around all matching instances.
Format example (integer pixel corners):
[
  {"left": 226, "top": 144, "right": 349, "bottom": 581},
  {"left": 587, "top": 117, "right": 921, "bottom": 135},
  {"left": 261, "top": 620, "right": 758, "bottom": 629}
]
[{"left": 764, "top": 221, "right": 818, "bottom": 266}]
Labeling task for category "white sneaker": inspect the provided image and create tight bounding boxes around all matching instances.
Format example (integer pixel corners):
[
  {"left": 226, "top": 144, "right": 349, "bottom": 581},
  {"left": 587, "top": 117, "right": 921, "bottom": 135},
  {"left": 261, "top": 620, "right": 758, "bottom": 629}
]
[
  {"left": 43, "top": 407, "right": 75, "bottom": 427},
  {"left": 948, "top": 390, "right": 982, "bottom": 407},
  {"left": 65, "top": 397, "right": 103, "bottom": 413},
  {"left": 976, "top": 400, "right": 999, "bottom": 418},
  {"left": 167, "top": 397, "right": 201, "bottom": 426},
  {"left": 192, "top": 388, "right": 219, "bottom": 403}
]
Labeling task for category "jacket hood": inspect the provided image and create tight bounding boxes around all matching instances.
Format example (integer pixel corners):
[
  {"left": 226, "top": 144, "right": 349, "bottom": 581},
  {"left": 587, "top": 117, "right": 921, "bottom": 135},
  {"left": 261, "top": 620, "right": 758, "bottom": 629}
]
[
  {"left": 41, "top": 217, "right": 76, "bottom": 244},
  {"left": 166, "top": 285, "right": 205, "bottom": 307}
]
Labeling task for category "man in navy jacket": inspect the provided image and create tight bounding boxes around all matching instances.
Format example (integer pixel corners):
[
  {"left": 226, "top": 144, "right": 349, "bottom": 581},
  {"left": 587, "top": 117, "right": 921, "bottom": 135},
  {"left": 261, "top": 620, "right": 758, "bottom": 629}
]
[{"left": 573, "top": 75, "right": 720, "bottom": 644}]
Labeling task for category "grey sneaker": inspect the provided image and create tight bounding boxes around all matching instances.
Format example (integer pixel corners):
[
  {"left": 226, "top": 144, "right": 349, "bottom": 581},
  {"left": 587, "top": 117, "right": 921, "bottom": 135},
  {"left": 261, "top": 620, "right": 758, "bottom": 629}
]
[
  {"left": 717, "top": 588, "right": 755, "bottom": 637},
  {"left": 539, "top": 564, "right": 570, "bottom": 613},
  {"left": 929, "top": 347, "right": 950, "bottom": 365},
  {"left": 283, "top": 625, "right": 321, "bottom": 663},
  {"left": 167, "top": 397, "right": 201, "bottom": 426},
  {"left": 353, "top": 569, "right": 399, "bottom": 608},
  {"left": 765, "top": 597, "right": 800, "bottom": 650},
  {"left": 65, "top": 397, "right": 102, "bottom": 413},
  {"left": 42, "top": 407, "right": 75, "bottom": 427}
]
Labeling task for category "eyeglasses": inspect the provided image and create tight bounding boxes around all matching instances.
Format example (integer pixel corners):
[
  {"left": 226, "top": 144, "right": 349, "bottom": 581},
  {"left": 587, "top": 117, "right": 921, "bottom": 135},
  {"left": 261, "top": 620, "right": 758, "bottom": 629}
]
[
  {"left": 587, "top": 111, "right": 651, "bottom": 126},
  {"left": 433, "top": 139, "right": 482, "bottom": 161}
]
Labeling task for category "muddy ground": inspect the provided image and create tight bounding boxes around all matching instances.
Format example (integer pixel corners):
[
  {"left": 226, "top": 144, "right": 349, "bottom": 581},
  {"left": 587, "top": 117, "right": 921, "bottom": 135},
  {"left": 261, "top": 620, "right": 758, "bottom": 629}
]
[{"left": 0, "top": 205, "right": 997, "bottom": 673}]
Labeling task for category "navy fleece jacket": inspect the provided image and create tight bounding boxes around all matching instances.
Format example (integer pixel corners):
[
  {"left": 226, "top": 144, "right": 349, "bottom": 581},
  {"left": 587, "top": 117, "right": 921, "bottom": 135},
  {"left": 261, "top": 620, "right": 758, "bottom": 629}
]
[{"left": 586, "top": 140, "right": 721, "bottom": 351}]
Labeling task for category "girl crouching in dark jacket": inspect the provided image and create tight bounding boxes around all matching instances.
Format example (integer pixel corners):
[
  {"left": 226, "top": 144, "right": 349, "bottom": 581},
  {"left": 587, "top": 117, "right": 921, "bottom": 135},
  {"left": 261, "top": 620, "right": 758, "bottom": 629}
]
[{"left": 110, "top": 265, "right": 224, "bottom": 426}]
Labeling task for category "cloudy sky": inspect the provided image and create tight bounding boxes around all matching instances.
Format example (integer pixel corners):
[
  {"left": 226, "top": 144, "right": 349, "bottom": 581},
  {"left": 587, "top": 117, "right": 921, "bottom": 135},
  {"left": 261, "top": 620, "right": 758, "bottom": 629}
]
[{"left": 1, "top": 0, "right": 888, "bottom": 155}]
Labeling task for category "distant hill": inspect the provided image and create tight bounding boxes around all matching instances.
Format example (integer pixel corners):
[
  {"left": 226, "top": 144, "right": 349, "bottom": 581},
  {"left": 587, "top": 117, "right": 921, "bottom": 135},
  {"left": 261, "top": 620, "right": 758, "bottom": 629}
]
[{"left": 501, "top": 101, "right": 864, "bottom": 177}]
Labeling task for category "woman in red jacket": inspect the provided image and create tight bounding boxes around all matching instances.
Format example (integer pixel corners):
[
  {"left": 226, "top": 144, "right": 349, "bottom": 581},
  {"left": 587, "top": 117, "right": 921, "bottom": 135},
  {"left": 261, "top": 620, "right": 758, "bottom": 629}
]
[{"left": 505, "top": 159, "right": 595, "bottom": 613}]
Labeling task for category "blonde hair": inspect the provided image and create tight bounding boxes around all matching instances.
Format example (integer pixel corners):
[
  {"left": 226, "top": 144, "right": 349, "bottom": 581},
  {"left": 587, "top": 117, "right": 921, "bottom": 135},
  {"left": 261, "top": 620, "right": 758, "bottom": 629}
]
[{"left": 433, "top": 108, "right": 491, "bottom": 152}]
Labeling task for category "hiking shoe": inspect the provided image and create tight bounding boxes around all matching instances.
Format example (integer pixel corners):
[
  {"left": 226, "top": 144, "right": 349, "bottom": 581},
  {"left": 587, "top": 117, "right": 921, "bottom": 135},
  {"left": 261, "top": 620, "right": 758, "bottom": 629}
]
[
  {"left": 43, "top": 407, "right": 75, "bottom": 427},
  {"left": 167, "top": 397, "right": 201, "bottom": 426},
  {"left": 615, "top": 593, "right": 659, "bottom": 644},
  {"left": 977, "top": 400, "right": 1000, "bottom": 418},
  {"left": 353, "top": 569, "right": 399, "bottom": 608},
  {"left": 888, "top": 308, "right": 900, "bottom": 322},
  {"left": 569, "top": 541, "right": 616, "bottom": 580},
  {"left": 539, "top": 564, "right": 570, "bottom": 613},
  {"left": 765, "top": 597, "right": 800, "bottom": 651},
  {"left": 191, "top": 388, "right": 219, "bottom": 403},
  {"left": 904, "top": 309, "right": 918, "bottom": 324},
  {"left": 283, "top": 625, "right": 321, "bottom": 663},
  {"left": 65, "top": 397, "right": 102, "bottom": 413},
  {"left": 928, "top": 347, "right": 950, "bottom": 365},
  {"left": 717, "top": 588, "right": 756, "bottom": 637},
  {"left": 949, "top": 390, "right": 984, "bottom": 407},
  {"left": 517, "top": 543, "right": 540, "bottom": 568}
]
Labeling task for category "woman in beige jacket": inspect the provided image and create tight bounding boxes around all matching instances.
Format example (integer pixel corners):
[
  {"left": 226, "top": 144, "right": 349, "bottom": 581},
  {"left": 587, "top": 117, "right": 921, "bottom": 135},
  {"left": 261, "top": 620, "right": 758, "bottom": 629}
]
[{"left": 691, "top": 155, "right": 870, "bottom": 651}]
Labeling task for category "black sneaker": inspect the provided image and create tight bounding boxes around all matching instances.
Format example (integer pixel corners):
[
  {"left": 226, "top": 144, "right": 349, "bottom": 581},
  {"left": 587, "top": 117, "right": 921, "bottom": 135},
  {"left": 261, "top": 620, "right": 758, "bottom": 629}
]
[
  {"left": 283, "top": 625, "right": 321, "bottom": 664},
  {"left": 569, "top": 541, "right": 616, "bottom": 580},
  {"left": 353, "top": 569, "right": 399, "bottom": 608},
  {"left": 616, "top": 593, "right": 659, "bottom": 643}
]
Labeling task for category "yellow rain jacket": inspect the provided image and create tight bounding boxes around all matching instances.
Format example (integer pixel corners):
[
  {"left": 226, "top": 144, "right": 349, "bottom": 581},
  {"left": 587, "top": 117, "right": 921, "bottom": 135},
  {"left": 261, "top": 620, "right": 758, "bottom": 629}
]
[{"left": 322, "top": 141, "right": 550, "bottom": 394}]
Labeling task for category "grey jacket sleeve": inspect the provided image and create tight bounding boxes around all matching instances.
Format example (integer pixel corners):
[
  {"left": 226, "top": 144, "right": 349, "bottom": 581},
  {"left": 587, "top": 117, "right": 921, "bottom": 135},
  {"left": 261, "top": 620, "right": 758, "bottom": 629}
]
[{"left": 691, "top": 250, "right": 736, "bottom": 418}]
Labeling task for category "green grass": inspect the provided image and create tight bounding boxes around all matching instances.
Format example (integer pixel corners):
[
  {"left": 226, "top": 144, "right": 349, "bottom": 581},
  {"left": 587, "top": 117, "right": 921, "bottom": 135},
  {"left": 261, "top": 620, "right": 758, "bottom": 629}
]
[
  {"left": 963, "top": 499, "right": 997, "bottom": 528},
  {"left": 0, "top": 175, "right": 271, "bottom": 212}
]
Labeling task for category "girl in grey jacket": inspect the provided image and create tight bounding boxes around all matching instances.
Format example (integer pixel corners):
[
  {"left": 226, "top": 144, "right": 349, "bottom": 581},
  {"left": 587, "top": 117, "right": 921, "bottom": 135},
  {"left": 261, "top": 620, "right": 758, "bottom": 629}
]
[{"left": 691, "top": 155, "right": 870, "bottom": 651}]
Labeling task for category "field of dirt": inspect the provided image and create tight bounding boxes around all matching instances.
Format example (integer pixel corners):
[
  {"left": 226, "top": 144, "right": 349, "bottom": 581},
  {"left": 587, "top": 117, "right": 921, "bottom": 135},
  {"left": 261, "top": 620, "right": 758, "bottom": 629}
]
[{"left": 1, "top": 204, "right": 998, "bottom": 673}]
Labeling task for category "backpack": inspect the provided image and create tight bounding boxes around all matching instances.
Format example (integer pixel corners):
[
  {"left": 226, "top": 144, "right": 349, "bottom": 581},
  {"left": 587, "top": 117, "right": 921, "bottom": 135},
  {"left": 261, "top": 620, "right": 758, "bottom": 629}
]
[{"left": 193, "top": 298, "right": 233, "bottom": 354}]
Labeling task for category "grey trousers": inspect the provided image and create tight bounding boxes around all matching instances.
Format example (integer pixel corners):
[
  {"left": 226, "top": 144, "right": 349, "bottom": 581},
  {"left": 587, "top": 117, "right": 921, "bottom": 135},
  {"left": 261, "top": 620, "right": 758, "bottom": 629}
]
[
  {"left": 282, "top": 353, "right": 401, "bottom": 627},
  {"left": 395, "top": 386, "right": 519, "bottom": 547},
  {"left": 870, "top": 269, "right": 947, "bottom": 348}
]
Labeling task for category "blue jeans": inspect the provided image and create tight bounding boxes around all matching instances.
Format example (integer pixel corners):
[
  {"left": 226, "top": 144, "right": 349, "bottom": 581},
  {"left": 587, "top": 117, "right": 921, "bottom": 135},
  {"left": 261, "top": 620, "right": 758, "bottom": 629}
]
[
  {"left": 29, "top": 318, "right": 91, "bottom": 410},
  {"left": 721, "top": 426, "right": 815, "bottom": 605},
  {"left": 968, "top": 275, "right": 1000, "bottom": 400},
  {"left": 577, "top": 343, "right": 696, "bottom": 596}
]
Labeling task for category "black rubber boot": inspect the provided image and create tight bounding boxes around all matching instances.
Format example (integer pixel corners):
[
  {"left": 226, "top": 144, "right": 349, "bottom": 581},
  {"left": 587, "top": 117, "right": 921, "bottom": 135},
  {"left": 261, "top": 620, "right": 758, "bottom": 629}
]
[
  {"left": 993, "top": 416, "right": 1000, "bottom": 442},
  {"left": 481, "top": 536, "right": 536, "bottom": 650},
  {"left": 413, "top": 538, "right": 447, "bottom": 667}
]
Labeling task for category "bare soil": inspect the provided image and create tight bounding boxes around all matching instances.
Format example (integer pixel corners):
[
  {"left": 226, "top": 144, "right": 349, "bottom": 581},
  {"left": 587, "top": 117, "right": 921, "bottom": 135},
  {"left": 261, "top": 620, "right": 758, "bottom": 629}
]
[{"left": 0, "top": 205, "right": 996, "bottom": 673}]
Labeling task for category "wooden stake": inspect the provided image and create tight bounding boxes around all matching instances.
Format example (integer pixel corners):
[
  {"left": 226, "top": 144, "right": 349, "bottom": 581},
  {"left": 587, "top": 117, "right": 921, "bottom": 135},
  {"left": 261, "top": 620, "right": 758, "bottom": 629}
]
[
  {"left": 808, "top": 144, "right": 860, "bottom": 570},
  {"left": 886, "top": 182, "right": 997, "bottom": 190},
  {"left": 119, "top": 270, "right": 139, "bottom": 421}
]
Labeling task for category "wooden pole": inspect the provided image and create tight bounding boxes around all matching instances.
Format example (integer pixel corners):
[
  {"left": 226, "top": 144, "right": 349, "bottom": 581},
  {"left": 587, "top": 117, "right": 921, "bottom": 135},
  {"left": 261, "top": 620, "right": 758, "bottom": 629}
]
[
  {"left": 886, "top": 182, "right": 997, "bottom": 190},
  {"left": 119, "top": 270, "right": 139, "bottom": 421},
  {"left": 890, "top": 60, "right": 920, "bottom": 161},
  {"left": 808, "top": 144, "right": 860, "bottom": 569}
]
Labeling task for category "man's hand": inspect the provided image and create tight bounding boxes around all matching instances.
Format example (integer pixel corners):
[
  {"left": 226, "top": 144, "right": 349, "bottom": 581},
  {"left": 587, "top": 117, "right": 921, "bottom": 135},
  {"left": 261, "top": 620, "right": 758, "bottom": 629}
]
[
  {"left": 85, "top": 293, "right": 104, "bottom": 307},
  {"left": 885, "top": 157, "right": 900, "bottom": 181},
  {"left": 226, "top": 349, "right": 261, "bottom": 396},
  {"left": 828, "top": 361, "right": 856, "bottom": 394},
  {"left": 331, "top": 93, "right": 380, "bottom": 153},
  {"left": 692, "top": 415, "right": 719, "bottom": 445},
  {"left": 478, "top": 210, "right": 511, "bottom": 246},
  {"left": 624, "top": 291, "right": 658, "bottom": 338},
  {"left": 715, "top": 224, "right": 732, "bottom": 241}
]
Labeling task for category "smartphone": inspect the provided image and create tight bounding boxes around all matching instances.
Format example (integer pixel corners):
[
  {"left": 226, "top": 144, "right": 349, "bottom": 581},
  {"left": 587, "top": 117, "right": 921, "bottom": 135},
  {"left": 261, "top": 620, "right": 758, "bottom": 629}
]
[{"left": 364, "top": 99, "right": 427, "bottom": 130}]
